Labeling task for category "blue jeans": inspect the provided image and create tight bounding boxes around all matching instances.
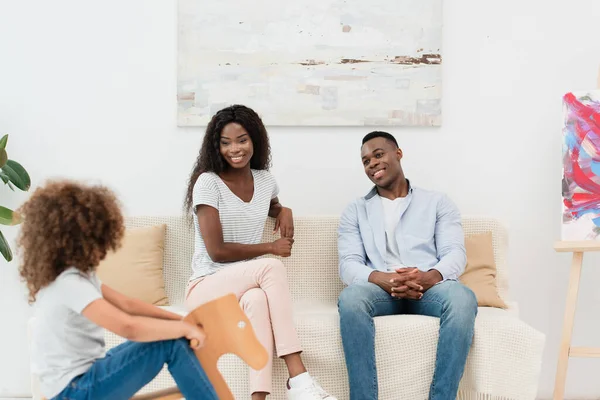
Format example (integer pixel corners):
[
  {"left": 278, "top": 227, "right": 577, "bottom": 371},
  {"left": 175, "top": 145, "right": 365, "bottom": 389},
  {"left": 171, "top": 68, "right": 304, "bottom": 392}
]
[
  {"left": 338, "top": 280, "right": 478, "bottom": 400},
  {"left": 51, "top": 338, "right": 218, "bottom": 400}
]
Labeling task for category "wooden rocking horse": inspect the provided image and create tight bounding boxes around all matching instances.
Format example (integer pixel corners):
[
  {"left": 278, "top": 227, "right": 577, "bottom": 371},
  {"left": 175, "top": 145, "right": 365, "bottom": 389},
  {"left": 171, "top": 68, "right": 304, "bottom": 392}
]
[{"left": 134, "top": 293, "right": 269, "bottom": 400}]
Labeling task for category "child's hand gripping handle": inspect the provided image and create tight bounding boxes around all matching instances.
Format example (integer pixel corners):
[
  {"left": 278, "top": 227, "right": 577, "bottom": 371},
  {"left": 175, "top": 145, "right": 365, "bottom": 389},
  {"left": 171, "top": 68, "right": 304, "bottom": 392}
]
[{"left": 182, "top": 321, "right": 205, "bottom": 350}]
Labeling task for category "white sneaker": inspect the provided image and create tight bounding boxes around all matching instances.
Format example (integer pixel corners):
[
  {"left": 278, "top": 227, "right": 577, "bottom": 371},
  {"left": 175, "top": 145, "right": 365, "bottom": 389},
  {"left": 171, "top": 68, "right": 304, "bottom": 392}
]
[{"left": 287, "top": 373, "right": 337, "bottom": 400}]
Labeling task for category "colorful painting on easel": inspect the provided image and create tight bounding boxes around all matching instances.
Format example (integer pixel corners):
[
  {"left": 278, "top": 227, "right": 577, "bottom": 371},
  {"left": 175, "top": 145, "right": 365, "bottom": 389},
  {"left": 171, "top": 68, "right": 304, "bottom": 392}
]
[{"left": 562, "top": 90, "right": 600, "bottom": 240}]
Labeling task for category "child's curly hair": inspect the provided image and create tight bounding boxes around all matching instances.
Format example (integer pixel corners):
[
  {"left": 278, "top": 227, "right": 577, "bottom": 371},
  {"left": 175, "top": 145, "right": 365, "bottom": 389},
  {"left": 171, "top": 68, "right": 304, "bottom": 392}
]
[{"left": 17, "top": 180, "right": 125, "bottom": 303}]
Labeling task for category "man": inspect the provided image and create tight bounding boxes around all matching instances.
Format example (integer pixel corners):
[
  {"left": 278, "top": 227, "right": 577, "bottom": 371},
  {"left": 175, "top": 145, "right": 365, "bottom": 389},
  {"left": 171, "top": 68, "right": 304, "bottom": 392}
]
[{"left": 337, "top": 131, "right": 478, "bottom": 400}]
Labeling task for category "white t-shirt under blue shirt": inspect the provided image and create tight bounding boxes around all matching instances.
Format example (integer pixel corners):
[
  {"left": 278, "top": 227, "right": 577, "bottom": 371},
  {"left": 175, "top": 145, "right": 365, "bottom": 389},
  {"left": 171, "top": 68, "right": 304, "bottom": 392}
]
[
  {"left": 380, "top": 195, "right": 410, "bottom": 271},
  {"left": 30, "top": 267, "right": 105, "bottom": 399},
  {"left": 191, "top": 169, "right": 279, "bottom": 280}
]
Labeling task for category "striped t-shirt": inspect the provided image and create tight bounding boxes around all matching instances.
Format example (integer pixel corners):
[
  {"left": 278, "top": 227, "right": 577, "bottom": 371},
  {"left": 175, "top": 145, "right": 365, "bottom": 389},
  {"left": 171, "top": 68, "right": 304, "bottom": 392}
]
[{"left": 190, "top": 169, "right": 279, "bottom": 280}]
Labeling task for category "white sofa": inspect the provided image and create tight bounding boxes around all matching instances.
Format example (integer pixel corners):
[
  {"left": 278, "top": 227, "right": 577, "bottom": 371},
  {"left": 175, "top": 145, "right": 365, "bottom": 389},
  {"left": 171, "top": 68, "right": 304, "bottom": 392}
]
[{"left": 30, "top": 215, "right": 545, "bottom": 400}]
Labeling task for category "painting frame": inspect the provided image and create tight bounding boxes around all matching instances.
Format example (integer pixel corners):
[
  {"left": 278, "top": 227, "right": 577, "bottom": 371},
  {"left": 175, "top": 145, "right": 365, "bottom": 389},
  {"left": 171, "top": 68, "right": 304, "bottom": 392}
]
[{"left": 177, "top": 0, "right": 443, "bottom": 127}]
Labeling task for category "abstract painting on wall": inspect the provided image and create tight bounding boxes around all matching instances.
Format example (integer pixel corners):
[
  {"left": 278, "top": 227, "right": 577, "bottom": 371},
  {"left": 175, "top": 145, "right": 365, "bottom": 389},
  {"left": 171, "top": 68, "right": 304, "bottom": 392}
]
[
  {"left": 177, "top": 0, "right": 442, "bottom": 126},
  {"left": 562, "top": 90, "right": 600, "bottom": 240}
]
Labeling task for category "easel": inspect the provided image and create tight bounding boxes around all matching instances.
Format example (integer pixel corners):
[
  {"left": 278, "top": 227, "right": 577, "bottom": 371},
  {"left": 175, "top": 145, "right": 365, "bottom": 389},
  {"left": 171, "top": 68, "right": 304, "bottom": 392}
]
[
  {"left": 553, "top": 241, "right": 600, "bottom": 400},
  {"left": 553, "top": 69, "right": 600, "bottom": 400}
]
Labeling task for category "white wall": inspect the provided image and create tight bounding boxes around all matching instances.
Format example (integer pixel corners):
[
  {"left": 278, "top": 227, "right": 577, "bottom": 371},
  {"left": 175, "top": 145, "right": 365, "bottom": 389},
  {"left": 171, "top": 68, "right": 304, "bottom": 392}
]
[{"left": 1, "top": 0, "right": 600, "bottom": 398}]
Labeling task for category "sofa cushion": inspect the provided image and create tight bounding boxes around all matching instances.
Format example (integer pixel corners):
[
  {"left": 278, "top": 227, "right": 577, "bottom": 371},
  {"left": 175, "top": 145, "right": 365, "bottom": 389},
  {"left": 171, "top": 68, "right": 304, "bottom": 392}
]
[
  {"left": 102, "top": 302, "right": 543, "bottom": 399},
  {"left": 97, "top": 224, "right": 168, "bottom": 306},
  {"left": 460, "top": 232, "right": 507, "bottom": 309}
]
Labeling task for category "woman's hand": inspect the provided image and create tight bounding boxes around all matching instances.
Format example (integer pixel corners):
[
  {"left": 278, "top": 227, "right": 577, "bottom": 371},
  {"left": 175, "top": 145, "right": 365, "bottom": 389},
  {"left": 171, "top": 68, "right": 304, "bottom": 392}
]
[
  {"left": 270, "top": 237, "right": 294, "bottom": 257},
  {"left": 274, "top": 207, "right": 294, "bottom": 238}
]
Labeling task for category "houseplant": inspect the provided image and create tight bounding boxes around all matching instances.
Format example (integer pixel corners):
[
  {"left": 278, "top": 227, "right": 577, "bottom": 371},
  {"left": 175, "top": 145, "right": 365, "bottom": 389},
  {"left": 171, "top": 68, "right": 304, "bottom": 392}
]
[{"left": 0, "top": 134, "right": 31, "bottom": 261}]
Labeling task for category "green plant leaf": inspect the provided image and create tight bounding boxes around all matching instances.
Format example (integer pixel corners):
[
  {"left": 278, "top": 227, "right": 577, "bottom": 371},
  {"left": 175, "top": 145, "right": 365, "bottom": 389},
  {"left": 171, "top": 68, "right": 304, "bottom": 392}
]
[
  {"left": 0, "top": 230, "right": 13, "bottom": 262},
  {"left": 0, "top": 172, "right": 9, "bottom": 185},
  {"left": 0, "top": 171, "right": 14, "bottom": 191},
  {"left": 0, "top": 134, "right": 8, "bottom": 150},
  {"left": 2, "top": 159, "right": 31, "bottom": 191},
  {"left": 0, "top": 149, "right": 7, "bottom": 168},
  {"left": 0, "top": 206, "right": 21, "bottom": 225}
]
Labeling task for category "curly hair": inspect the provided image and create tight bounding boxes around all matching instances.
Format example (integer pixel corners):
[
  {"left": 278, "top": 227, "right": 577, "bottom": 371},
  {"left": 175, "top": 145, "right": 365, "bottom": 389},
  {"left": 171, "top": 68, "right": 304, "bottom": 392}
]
[
  {"left": 17, "top": 180, "right": 124, "bottom": 303},
  {"left": 184, "top": 104, "right": 272, "bottom": 215}
]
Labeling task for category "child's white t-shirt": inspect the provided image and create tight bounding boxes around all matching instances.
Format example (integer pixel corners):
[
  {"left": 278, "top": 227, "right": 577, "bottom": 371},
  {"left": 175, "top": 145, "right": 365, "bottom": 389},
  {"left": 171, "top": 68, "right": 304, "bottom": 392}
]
[{"left": 30, "top": 267, "right": 105, "bottom": 398}]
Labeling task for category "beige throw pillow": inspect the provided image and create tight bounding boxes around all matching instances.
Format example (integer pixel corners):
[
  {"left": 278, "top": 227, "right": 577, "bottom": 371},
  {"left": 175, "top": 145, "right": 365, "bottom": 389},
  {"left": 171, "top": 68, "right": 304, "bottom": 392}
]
[
  {"left": 459, "top": 232, "right": 507, "bottom": 309},
  {"left": 96, "top": 224, "right": 169, "bottom": 306}
]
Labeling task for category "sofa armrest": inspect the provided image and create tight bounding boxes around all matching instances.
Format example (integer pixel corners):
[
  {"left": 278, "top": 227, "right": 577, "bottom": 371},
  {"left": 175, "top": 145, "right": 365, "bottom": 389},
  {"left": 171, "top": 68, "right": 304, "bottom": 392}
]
[{"left": 27, "top": 317, "right": 42, "bottom": 400}]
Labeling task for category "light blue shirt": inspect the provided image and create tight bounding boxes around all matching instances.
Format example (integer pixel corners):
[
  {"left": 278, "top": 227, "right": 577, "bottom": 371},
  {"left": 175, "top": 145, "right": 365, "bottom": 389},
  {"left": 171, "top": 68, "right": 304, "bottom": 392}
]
[{"left": 338, "top": 181, "right": 467, "bottom": 286}]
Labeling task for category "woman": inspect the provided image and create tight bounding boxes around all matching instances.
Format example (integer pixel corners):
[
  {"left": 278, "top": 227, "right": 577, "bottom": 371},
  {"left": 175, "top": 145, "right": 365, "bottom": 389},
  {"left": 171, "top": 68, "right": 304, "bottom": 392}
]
[{"left": 183, "top": 105, "right": 335, "bottom": 400}]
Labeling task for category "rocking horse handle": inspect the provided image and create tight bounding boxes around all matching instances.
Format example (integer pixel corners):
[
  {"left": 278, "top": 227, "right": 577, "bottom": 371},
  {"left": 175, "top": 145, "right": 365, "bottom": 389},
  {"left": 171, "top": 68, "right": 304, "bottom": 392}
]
[{"left": 184, "top": 294, "right": 270, "bottom": 400}]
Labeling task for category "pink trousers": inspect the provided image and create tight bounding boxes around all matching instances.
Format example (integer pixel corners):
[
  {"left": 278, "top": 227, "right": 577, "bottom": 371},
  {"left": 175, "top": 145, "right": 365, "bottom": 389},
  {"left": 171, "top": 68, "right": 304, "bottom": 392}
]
[{"left": 185, "top": 258, "right": 302, "bottom": 394}]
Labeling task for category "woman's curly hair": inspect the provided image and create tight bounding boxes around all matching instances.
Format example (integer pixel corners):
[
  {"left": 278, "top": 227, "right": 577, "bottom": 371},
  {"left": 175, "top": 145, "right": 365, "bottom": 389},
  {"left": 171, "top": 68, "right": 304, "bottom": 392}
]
[
  {"left": 17, "top": 180, "right": 125, "bottom": 303},
  {"left": 184, "top": 104, "right": 272, "bottom": 215}
]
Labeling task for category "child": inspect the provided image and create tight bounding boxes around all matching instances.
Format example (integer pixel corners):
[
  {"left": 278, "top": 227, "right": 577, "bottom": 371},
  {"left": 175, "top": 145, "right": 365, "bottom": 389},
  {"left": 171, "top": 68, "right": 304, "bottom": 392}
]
[{"left": 19, "top": 180, "right": 218, "bottom": 400}]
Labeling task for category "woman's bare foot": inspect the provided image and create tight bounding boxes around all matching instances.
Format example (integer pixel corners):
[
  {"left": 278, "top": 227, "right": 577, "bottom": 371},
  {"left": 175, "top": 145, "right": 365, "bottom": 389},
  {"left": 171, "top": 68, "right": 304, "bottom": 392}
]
[
  {"left": 252, "top": 391, "right": 268, "bottom": 400},
  {"left": 282, "top": 352, "right": 307, "bottom": 378}
]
